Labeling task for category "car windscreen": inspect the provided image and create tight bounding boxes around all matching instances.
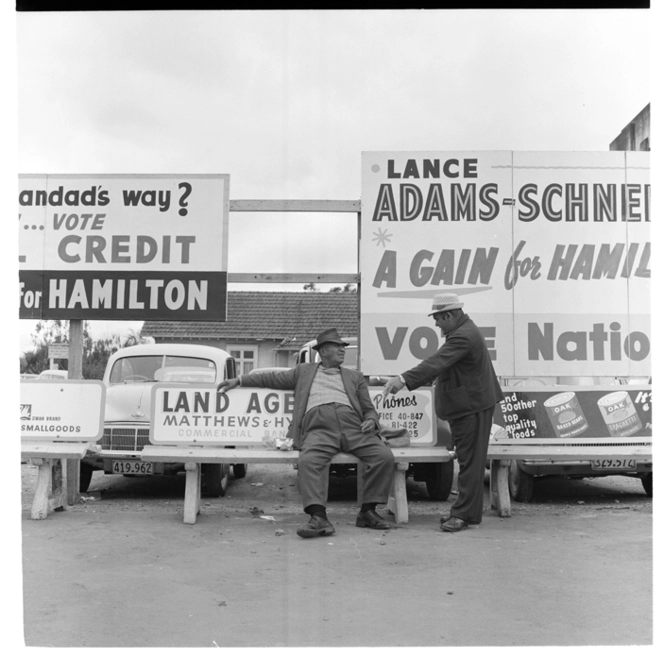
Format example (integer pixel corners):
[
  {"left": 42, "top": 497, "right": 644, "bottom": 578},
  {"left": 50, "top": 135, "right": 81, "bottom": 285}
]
[{"left": 109, "top": 355, "right": 217, "bottom": 384}]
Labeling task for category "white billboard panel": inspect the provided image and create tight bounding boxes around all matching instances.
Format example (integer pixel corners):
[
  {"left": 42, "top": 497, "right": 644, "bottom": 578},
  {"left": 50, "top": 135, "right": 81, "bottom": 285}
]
[
  {"left": 361, "top": 152, "right": 650, "bottom": 378},
  {"left": 19, "top": 174, "right": 229, "bottom": 321},
  {"left": 20, "top": 380, "right": 105, "bottom": 441}
]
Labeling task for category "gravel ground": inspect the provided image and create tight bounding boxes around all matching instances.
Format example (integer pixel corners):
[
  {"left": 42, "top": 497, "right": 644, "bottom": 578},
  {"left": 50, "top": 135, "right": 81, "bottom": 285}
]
[{"left": 16, "top": 461, "right": 654, "bottom": 648}]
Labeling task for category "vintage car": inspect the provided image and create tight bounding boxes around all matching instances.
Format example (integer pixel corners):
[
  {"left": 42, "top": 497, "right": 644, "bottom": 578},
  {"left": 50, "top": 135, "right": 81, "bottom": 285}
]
[
  {"left": 37, "top": 369, "right": 69, "bottom": 380},
  {"left": 80, "top": 343, "right": 246, "bottom": 495}
]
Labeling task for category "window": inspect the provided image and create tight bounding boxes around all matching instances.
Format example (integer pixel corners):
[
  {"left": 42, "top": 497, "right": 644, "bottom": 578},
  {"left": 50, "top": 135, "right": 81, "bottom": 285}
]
[{"left": 228, "top": 346, "right": 256, "bottom": 375}]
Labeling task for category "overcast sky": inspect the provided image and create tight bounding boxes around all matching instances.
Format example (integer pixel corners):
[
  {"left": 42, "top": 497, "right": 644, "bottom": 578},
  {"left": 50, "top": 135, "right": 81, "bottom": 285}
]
[{"left": 9, "top": 8, "right": 653, "bottom": 354}]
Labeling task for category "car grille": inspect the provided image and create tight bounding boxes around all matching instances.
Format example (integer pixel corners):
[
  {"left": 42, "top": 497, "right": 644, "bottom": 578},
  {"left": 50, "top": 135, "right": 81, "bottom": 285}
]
[{"left": 101, "top": 426, "right": 151, "bottom": 451}]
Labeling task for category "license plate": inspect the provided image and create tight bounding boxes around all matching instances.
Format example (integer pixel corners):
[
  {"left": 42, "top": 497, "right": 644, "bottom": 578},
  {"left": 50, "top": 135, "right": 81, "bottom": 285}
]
[
  {"left": 112, "top": 460, "right": 153, "bottom": 475},
  {"left": 591, "top": 459, "right": 636, "bottom": 470}
]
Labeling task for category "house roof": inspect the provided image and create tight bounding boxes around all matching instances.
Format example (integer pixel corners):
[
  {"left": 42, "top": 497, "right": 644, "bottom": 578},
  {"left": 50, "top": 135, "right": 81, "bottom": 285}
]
[{"left": 141, "top": 291, "right": 358, "bottom": 345}]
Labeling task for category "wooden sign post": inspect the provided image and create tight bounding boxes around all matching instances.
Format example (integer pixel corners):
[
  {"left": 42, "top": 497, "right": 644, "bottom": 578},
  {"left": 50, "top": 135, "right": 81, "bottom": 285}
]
[{"left": 66, "top": 319, "right": 85, "bottom": 503}]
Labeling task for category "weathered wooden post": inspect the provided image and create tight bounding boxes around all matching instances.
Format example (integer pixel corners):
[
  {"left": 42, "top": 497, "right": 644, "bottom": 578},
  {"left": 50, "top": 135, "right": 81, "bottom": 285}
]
[{"left": 66, "top": 319, "right": 84, "bottom": 503}]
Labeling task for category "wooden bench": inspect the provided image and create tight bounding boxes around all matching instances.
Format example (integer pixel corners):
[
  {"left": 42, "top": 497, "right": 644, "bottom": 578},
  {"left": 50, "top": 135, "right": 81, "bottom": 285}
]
[
  {"left": 141, "top": 445, "right": 453, "bottom": 525},
  {"left": 487, "top": 440, "right": 653, "bottom": 517},
  {"left": 22, "top": 442, "right": 101, "bottom": 520}
]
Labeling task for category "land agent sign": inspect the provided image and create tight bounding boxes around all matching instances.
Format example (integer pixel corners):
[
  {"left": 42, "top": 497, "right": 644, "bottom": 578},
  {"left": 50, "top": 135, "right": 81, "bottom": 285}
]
[
  {"left": 150, "top": 385, "right": 436, "bottom": 447},
  {"left": 360, "top": 151, "right": 650, "bottom": 378},
  {"left": 19, "top": 174, "right": 229, "bottom": 320}
]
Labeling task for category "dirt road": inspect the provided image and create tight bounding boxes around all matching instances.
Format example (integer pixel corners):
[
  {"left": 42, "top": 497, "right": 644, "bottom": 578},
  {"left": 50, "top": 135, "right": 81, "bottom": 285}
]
[{"left": 18, "top": 462, "right": 652, "bottom": 647}]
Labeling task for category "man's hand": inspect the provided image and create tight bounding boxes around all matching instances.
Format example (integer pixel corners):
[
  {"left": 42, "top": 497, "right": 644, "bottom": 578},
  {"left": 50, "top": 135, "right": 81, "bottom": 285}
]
[
  {"left": 383, "top": 376, "right": 405, "bottom": 396},
  {"left": 361, "top": 420, "right": 376, "bottom": 433},
  {"left": 217, "top": 378, "right": 240, "bottom": 393}
]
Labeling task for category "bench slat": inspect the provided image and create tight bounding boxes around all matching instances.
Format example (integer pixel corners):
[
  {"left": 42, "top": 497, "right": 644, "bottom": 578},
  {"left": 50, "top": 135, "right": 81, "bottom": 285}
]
[
  {"left": 140, "top": 445, "right": 452, "bottom": 525},
  {"left": 487, "top": 445, "right": 651, "bottom": 461},
  {"left": 22, "top": 443, "right": 89, "bottom": 460},
  {"left": 140, "top": 445, "right": 452, "bottom": 464}
]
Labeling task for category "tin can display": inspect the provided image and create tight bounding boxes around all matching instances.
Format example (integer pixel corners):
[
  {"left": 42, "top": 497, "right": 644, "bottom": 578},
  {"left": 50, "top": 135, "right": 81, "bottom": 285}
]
[
  {"left": 597, "top": 391, "right": 643, "bottom": 437},
  {"left": 543, "top": 391, "right": 589, "bottom": 438}
]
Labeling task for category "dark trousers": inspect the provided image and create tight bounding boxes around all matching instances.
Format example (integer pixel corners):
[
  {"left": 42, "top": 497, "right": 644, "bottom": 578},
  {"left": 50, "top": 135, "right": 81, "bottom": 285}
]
[
  {"left": 298, "top": 403, "right": 395, "bottom": 510},
  {"left": 448, "top": 406, "right": 494, "bottom": 524}
]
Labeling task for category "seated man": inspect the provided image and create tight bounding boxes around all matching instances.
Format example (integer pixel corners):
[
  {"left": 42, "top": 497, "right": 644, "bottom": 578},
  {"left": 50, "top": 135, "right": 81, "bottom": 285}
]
[{"left": 217, "top": 328, "right": 395, "bottom": 538}]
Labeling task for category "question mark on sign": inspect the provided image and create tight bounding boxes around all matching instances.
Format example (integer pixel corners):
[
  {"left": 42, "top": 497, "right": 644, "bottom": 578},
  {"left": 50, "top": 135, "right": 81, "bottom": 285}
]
[{"left": 178, "top": 182, "right": 192, "bottom": 217}]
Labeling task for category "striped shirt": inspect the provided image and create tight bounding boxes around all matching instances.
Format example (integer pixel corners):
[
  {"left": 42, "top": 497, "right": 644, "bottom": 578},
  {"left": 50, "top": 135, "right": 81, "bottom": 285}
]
[{"left": 305, "top": 366, "right": 352, "bottom": 414}]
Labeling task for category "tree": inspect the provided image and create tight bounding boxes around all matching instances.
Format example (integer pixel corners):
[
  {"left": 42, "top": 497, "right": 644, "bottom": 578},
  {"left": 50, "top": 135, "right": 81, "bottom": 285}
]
[
  {"left": 21, "top": 344, "right": 50, "bottom": 375},
  {"left": 21, "top": 321, "right": 152, "bottom": 379},
  {"left": 328, "top": 284, "right": 356, "bottom": 293},
  {"left": 303, "top": 283, "right": 318, "bottom": 292},
  {"left": 21, "top": 320, "right": 72, "bottom": 374},
  {"left": 31, "top": 319, "right": 70, "bottom": 348}
]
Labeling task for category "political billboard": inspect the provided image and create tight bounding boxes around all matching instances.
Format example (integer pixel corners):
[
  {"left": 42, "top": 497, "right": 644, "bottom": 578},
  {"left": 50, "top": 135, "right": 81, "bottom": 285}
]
[
  {"left": 19, "top": 174, "right": 229, "bottom": 320},
  {"left": 360, "top": 151, "right": 650, "bottom": 378}
]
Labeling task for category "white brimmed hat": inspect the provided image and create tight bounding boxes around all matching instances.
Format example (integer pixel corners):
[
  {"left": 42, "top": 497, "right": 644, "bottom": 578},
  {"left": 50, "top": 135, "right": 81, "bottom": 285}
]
[{"left": 428, "top": 292, "right": 464, "bottom": 316}]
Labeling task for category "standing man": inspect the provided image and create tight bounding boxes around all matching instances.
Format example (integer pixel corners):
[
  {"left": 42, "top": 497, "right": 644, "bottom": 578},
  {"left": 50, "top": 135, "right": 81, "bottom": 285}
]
[
  {"left": 383, "top": 293, "right": 503, "bottom": 532},
  {"left": 217, "top": 328, "right": 394, "bottom": 538}
]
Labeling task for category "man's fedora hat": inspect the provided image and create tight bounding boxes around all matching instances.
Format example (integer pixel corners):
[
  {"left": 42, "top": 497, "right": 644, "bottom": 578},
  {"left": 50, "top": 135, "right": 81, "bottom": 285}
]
[
  {"left": 312, "top": 328, "right": 350, "bottom": 351},
  {"left": 428, "top": 292, "right": 464, "bottom": 316}
]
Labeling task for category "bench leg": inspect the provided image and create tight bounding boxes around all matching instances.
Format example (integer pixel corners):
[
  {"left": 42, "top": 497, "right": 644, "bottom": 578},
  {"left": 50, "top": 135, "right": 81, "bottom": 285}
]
[
  {"left": 183, "top": 462, "right": 201, "bottom": 524},
  {"left": 387, "top": 462, "right": 409, "bottom": 524},
  {"left": 66, "top": 459, "right": 81, "bottom": 506},
  {"left": 31, "top": 458, "right": 68, "bottom": 520},
  {"left": 490, "top": 459, "right": 498, "bottom": 509},
  {"left": 490, "top": 459, "right": 511, "bottom": 518},
  {"left": 356, "top": 462, "right": 365, "bottom": 506}
]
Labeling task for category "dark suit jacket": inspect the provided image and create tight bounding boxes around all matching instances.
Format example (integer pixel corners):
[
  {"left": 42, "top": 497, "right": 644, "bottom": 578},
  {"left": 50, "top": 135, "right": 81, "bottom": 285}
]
[
  {"left": 240, "top": 363, "right": 380, "bottom": 449},
  {"left": 402, "top": 313, "right": 503, "bottom": 421}
]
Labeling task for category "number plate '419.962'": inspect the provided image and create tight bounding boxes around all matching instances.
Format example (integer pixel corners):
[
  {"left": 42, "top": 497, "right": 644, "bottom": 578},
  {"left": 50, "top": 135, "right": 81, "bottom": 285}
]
[{"left": 112, "top": 460, "right": 153, "bottom": 475}]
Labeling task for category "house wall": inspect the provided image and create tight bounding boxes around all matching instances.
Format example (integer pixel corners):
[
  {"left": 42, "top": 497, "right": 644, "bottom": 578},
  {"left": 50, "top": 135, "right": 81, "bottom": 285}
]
[
  {"left": 150, "top": 336, "right": 302, "bottom": 370},
  {"left": 610, "top": 104, "right": 650, "bottom": 151}
]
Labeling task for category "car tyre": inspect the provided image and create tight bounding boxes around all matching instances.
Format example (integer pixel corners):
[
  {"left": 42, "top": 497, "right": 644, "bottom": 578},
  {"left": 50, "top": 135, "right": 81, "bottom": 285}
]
[
  {"left": 642, "top": 472, "right": 652, "bottom": 497},
  {"left": 233, "top": 463, "right": 248, "bottom": 479},
  {"left": 425, "top": 460, "right": 454, "bottom": 501},
  {"left": 202, "top": 463, "right": 230, "bottom": 497},
  {"left": 508, "top": 460, "right": 535, "bottom": 502},
  {"left": 79, "top": 463, "right": 94, "bottom": 493}
]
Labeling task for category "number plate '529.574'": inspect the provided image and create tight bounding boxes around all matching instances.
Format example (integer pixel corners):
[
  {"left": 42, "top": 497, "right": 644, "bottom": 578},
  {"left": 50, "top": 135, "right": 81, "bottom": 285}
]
[
  {"left": 112, "top": 461, "right": 153, "bottom": 475},
  {"left": 591, "top": 459, "right": 637, "bottom": 470}
]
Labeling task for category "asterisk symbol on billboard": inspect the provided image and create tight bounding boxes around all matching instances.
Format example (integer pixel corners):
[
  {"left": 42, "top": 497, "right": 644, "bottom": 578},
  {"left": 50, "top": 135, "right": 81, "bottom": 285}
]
[{"left": 372, "top": 228, "right": 392, "bottom": 247}]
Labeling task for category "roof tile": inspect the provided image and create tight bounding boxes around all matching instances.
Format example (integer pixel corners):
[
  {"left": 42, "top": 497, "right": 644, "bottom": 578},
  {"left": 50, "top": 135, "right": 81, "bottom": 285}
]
[{"left": 141, "top": 291, "right": 358, "bottom": 343}]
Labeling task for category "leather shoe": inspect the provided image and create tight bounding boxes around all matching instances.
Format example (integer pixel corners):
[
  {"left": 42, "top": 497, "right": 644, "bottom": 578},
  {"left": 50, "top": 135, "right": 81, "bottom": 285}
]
[
  {"left": 440, "top": 516, "right": 479, "bottom": 526},
  {"left": 356, "top": 509, "right": 391, "bottom": 530},
  {"left": 440, "top": 517, "right": 468, "bottom": 532},
  {"left": 297, "top": 515, "right": 335, "bottom": 538}
]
